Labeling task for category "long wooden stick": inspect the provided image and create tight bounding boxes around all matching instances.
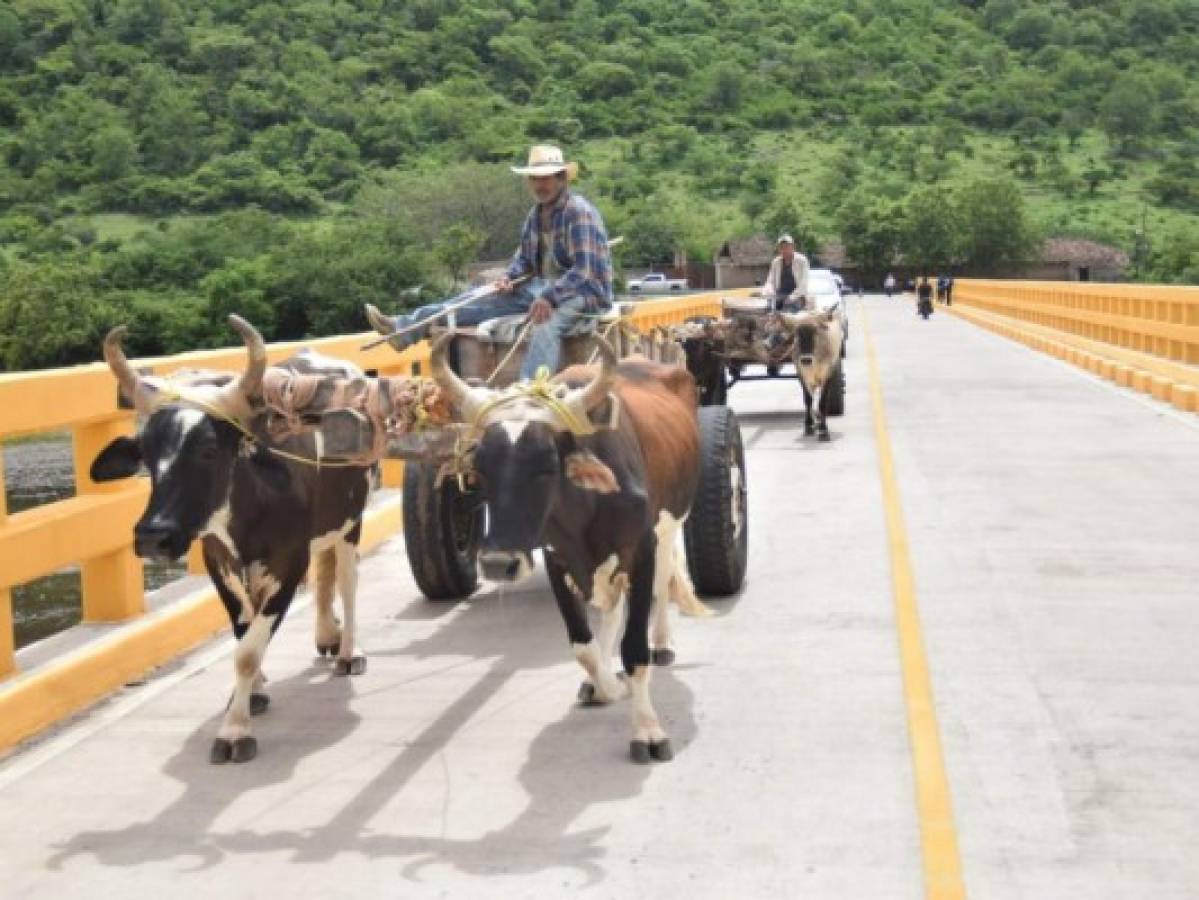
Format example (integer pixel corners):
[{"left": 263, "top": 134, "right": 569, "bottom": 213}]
[
  {"left": 360, "top": 235, "right": 623, "bottom": 351},
  {"left": 360, "top": 276, "right": 532, "bottom": 350}
]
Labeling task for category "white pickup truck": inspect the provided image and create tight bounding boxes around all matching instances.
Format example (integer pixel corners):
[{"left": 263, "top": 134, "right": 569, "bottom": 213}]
[{"left": 627, "top": 272, "right": 688, "bottom": 293}]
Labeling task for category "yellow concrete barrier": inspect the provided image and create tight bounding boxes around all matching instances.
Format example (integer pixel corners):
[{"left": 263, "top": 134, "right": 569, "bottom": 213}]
[
  {"left": 956, "top": 280, "right": 1199, "bottom": 366},
  {"left": 1171, "top": 384, "right": 1198, "bottom": 412},
  {"left": 950, "top": 282, "right": 1199, "bottom": 415},
  {"left": 0, "top": 291, "right": 723, "bottom": 751}
]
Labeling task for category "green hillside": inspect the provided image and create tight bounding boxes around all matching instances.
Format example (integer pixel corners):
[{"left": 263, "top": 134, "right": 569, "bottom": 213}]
[{"left": 2, "top": 0, "right": 1198, "bottom": 369}]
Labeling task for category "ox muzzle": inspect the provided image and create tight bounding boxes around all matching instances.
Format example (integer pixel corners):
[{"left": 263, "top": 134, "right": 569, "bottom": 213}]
[
  {"left": 478, "top": 550, "right": 536, "bottom": 584},
  {"left": 795, "top": 326, "right": 817, "bottom": 366},
  {"left": 134, "top": 517, "right": 192, "bottom": 561}
]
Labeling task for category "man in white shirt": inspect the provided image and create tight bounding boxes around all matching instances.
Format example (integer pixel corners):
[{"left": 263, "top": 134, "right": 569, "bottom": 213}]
[{"left": 762, "top": 233, "right": 809, "bottom": 311}]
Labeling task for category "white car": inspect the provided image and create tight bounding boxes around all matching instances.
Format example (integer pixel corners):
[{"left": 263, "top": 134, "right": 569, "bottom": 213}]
[
  {"left": 628, "top": 272, "right": 688, "bottom": 293},
  {"left": 808, "top": 268, "right": 849, "bottom": 352}
]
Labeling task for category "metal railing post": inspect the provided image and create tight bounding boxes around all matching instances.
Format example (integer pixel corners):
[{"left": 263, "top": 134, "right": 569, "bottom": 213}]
[{"left": 73, "top": 417, "right": 145, "bottom": 622}]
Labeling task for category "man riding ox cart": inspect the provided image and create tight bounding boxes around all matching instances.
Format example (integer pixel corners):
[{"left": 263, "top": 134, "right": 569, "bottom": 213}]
[{"left": 376, "top": 144, "right": 614, "bottom": 382}]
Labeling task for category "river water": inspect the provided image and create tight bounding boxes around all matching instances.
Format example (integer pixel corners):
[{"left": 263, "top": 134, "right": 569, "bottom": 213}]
[{"left": 4, "top": 436, "right": 184, "bottom": 649}]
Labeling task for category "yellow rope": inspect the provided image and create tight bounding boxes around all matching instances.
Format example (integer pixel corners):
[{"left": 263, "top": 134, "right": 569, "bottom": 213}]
[{"left": 470, "top": 366, "right": 599, "bottom": 437}]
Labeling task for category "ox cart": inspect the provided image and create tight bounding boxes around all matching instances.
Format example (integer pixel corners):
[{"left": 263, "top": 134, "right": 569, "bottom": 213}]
[
  {"left": 671, "top": 296, "right": 846, "bottom": 416},
  {"left": 365, "top": 303, "right": 749, "bottom": 602}
]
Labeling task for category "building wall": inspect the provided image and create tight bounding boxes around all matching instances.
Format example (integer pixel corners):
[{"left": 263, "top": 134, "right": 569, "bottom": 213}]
[
  {"left": 1016, "top": 262, "right": 1125, "bottom": 282},
  {"left": 715, "top": 263, "right": 770, "bottom": 290}
]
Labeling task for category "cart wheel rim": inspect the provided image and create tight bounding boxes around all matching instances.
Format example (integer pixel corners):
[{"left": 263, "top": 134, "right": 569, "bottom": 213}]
[{"left": 729, "top": 452, "right": 746, "bottom": 541}]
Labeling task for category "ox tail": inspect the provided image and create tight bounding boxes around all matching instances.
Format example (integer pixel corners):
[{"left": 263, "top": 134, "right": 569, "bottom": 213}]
[{"left": 669, "top": 556, "right": 714, "bottom": 618}]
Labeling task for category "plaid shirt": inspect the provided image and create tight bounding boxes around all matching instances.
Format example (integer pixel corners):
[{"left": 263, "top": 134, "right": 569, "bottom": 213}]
[{"left": 506, "top": 190, "right": 614, "bottom": 312}]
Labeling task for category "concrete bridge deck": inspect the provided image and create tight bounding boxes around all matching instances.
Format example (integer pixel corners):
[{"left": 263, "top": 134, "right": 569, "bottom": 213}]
[{"left": 2, "top": 296, "right": 1198, "bottom": 899}]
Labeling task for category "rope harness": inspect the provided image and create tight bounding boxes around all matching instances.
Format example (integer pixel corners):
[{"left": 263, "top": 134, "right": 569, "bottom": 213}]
[
  {"left": 149, "top": 304, "right": 635, "bottom": 473},
  {"left": 153, "top": 370, "right": 449, "bottom": 469},
  {"left": 443, "top": 365, "right": 620, "bottom": 492}
]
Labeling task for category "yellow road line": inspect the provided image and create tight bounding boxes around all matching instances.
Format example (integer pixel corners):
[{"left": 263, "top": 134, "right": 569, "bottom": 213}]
[{"left": 863, "top": 307, "right": 967, "bottom": 900}]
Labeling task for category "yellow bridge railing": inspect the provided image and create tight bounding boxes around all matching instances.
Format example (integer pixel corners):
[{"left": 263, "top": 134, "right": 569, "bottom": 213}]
[
  {"left": 950, "top": 279, "right": 1199, "bottom": 412},
  {"left": 955, "top": 280, "right": 1199, "bottom": 365},
  {"left": 0, "top": 292, "right": 720, "bottom": 750}
]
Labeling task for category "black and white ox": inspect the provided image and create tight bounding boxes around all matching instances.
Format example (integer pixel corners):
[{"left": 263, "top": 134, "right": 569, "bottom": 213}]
[
  {"left": 89, "top": 317, "right": 373, "bottom": 764},
  {"left": 430, "top": 336, "right": 708, "bottom": 763},
  {"left": 767, "top": 309, "right": 844, "bottom": 441}
]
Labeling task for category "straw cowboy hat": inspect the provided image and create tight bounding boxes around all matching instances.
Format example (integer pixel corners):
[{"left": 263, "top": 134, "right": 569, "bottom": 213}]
[{"left": 511, "top": 145, "right": 579, "bottom": 179}]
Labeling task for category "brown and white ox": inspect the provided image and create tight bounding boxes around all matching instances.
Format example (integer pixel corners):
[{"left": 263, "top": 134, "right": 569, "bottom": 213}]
[
  {"left": 429, "top": 336, "right": 709, "bottom": 763},
  {"left": 767, "top": 309, "right": 844, "bottom": 441},
  {"left": 89, "top": 318, "right": 375, "bottom": 764}
]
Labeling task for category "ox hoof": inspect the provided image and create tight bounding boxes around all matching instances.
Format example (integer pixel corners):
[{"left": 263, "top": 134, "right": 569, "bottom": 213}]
[
  {"left": 804, "top": 423, "right": 815, "bottom": 436},
  {"left": 334, "top": 655, "right": 367, "bottom": 677},
  {"left": 630, "top": 740, "right": 652, "bottom": 764},
  {"left": 650, "top": 739, "right": 674, "bottom": 761},
  {"left": 651, "top": 647, "right": 676, "bottom": 667},
  {"left": 818, "top": 431, "right": 831, "bottom": 443},
  {"left": 250, "top": 693, "right": 270, "bottom": 716},
  {"left": 210, "top": 739, "right": 233, "bottom": 765},
  {"left": 230, "top": 736, "right": 258, "bottom": 763},
  {"left": 316, "top": 641, "right": 341, "bottom": 658},
  {"left": 578, "top": 682, "right": 604, "bottom": 706}
]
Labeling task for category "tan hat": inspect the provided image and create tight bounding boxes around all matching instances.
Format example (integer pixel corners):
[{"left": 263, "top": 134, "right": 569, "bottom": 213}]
[{"left": 511, "top": 145, "right": 579, "bottom": 179}]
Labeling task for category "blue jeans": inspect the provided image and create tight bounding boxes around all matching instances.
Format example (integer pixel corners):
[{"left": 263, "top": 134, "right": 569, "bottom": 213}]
[{"left": 392, "top": 280, "right": 599, "bottom": 380}]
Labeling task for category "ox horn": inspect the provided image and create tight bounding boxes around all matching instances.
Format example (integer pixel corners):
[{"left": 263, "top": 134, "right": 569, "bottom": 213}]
[
  {"left": 430, "top": 333, "right": 486, "bottom": 421},
  {"left": 103, "top": 325, "right": 161, "bottom": 413},
  {"left": 225, "top": 314, "right": 268, "bottom": 404},
  {"left": 566, "top": 335, "right": 618, "bottom": 420}
]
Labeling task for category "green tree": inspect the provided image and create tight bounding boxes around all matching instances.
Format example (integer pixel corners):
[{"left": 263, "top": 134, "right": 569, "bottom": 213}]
[
  {"left": 954, "top": 178, "right": 1037, "bottom": 275},
  {"left": 577, "top": 61, "right": 638, "bottom": 100},
  {"left": 707, "top": 62, "right": 745, "bottom": 113},
  {"left": 837, "top": 190, "right": 900, "bottom": 286},
  {"left": 620, "top": 205, "right": 683, "bottom": 266},
  {"left": 432, "top": 222, "right": 485, "bottom": 286},
  {"left": 201, "top": 260, "right": 275, "bottom": 336},
  {"left": 900, "top": 186, "right": 960, "bottom": 273},
  {"left": 91, "top": 126, "right": 138, "bottom": 181},
  {"left": 1100, "top": 75, "right": 1157, "bottom": 155},
  {"left": 0, "top": 261, "right": 118, "bottom": 370}
]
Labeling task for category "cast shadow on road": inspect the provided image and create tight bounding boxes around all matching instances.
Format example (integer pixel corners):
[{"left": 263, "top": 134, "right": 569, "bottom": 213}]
[
  {"left": 46, "top": 579, "right": 703, "bottom": 887},
  {"left": 736, "top": 409, "right": 848, "bottom": 448}
]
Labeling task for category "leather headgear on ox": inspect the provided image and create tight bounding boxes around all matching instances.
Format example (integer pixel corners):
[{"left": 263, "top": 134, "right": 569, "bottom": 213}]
[
  {"left": 430, "top": 334, "right": 620, "bottom": 585},
  {"left": 103, "top": 314, "right": 267, "bottom": 422}
]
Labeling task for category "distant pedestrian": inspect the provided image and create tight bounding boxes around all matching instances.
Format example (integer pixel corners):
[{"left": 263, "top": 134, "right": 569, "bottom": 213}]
[
  {"left": 884, "top": 272, "right": 896, "bottom": 298},
  {"left": 944, "top": 275, "right": 954, "bottom": 306}
]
